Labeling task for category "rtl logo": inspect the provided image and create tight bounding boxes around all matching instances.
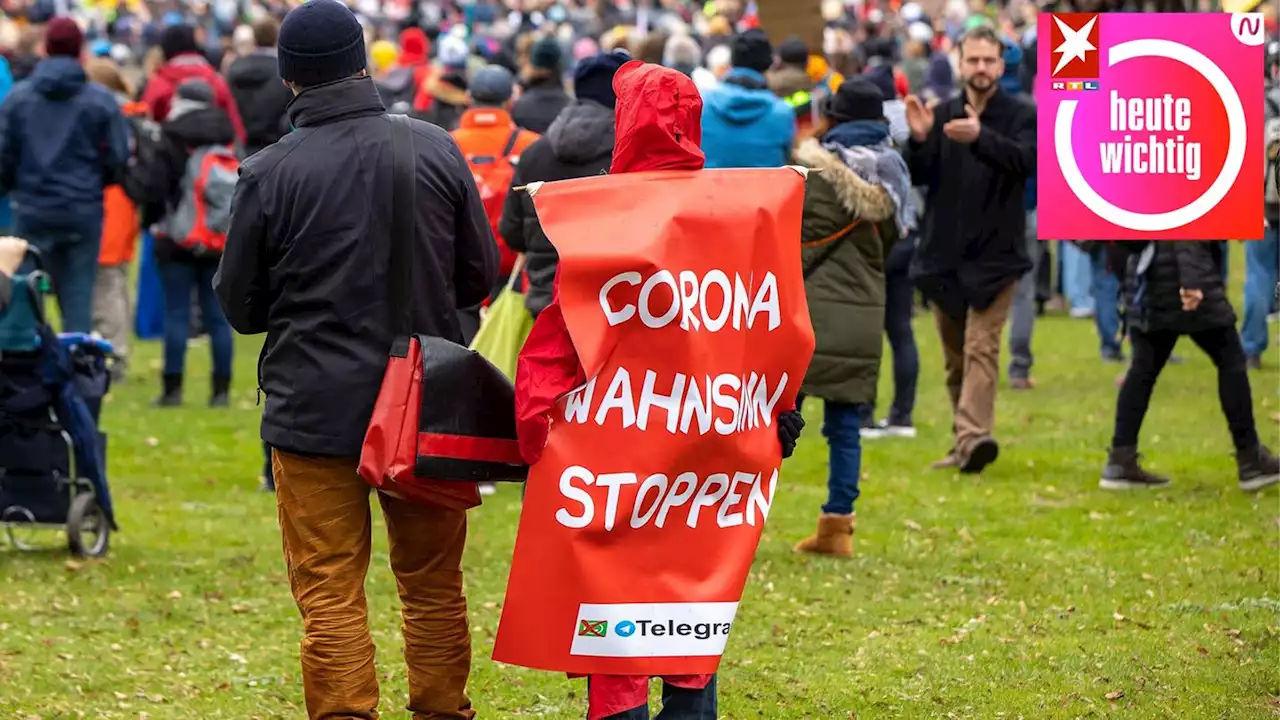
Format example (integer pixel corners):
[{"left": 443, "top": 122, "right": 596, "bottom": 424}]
[{"left": 1050, "top": 13, "right": 1100, "bottom": 79}]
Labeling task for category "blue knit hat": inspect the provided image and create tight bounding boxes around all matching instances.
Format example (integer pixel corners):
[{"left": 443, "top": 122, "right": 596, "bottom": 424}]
[
  {"left": 572, "top": 50, "right": 630, "bottom": 109},
  {"left": 277, "top": 0, "right": 367, "bottom": 87}
]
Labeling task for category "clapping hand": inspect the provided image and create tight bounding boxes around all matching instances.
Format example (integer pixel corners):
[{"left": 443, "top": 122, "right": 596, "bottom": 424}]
[
  {"left": 904, "top": 95, "right": 935, "bottom": 142},
  {"left": 943, "top": 105, "right": 982, "bottom": 145}
]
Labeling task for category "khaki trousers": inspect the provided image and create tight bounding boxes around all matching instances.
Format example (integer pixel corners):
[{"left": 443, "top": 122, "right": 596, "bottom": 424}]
[
  {"left": 92, "top": 264, "right": 130, "bottom": 367},
  {"left": 272, "top": 450, "right": 475, "bottom": 720},
  {"left": 931, "top": 282, "right": 1017, "bottom": 455}
]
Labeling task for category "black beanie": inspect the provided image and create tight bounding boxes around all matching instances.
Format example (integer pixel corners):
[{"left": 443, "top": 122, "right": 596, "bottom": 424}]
[
  {"left": 823, "top": 78, "right": 886, "bottom": 125},
  {"left": 730, "top": 29, "right": 773, "bottom": 74},
  {"left": 778, "top": 36, "right": 808, "bottom": 67},
  {"left": 160, "top": 24, "right": 200, "bottom": 61},
  {"left": 277, "top": 0, "right": 367, "bottom": 87},
  {"left": 573, "top": 50, "right": 630, "bottom": 109}
]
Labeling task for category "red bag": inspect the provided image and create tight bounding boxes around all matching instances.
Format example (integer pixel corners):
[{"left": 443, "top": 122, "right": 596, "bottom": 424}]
[{"left": 358, "top": 116, "right": 528, "bottom": 508}]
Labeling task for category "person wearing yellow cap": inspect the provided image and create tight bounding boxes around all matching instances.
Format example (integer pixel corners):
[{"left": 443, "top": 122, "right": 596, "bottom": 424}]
[{"left": 369, "top": 39, "right": 398, "bottom": 75}]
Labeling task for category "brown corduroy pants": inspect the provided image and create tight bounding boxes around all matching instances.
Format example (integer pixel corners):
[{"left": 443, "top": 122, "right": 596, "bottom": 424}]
[
  {"left": 272, "top": 449, "right": 476, "bottom": 720},
  {"left": 931, "top": 281, "right": 1017, "bottom": 455}
]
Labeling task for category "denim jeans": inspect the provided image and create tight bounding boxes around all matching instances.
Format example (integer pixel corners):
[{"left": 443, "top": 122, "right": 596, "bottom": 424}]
[
  {"left": 1090, "top": 247, "right": 1123, "bottom": 357},
  {"left": 13, "top": 212, "right": 102, "bottom": 333},
  {"left": 602, "top": 675, "right": 718, "bottom": 720},
  {"left": 822, "top": 400, "right": 866, "bottom": 515},
  {"left": 1241, "top": 227, "right": 1279, "bottom": 358},
  {"left": 1008, "top": 210, "right": 1040, "bottom": 379},
  {"left": 1060, "top": 241, "right": 1094, "bottom": 313},
  {"left": 882, "top": 239, "right": 918, "bottom": 424},
  {"left": 160, "top": 261, "right": 233, "bottom": 378}
]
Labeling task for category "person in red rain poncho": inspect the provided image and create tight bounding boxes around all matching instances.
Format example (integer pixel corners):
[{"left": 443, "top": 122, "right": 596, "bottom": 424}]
[{"left": 513, "top": 60, "right": 807, "bottom": 720}]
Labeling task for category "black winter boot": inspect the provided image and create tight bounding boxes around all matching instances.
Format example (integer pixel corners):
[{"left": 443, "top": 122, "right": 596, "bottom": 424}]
[
  {"left": 210, "top": 375, "right": 231, "bottom": 408},
  {"left": 1100, "top": 446, "right": 1171, "bottom": 489},
  {"left": 154, "top": 374, "right": 182, "bottom": 408},
  {"left": 1236, "top": 444, "right": 1280, "bottom": 493}
]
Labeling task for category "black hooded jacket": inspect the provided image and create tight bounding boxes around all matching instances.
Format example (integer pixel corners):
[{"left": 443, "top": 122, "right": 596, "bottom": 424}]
[
  {"left": 226, "top": 50, "right": 293, "bottom": 156},
  {"left": 214, "top": 76, "right": 498, "bottom": 457},
  {"left": 499, "top": 99, "right": 614, "bottom": 315}
]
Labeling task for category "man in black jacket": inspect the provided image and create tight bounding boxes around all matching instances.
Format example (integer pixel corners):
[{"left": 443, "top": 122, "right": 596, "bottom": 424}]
[
  {"left": 499, "top": 50, "right": 626, "bottom": 317},
  {"left": 904, "top": 25, "right": 1035, "bottom": 474},
  {"left": 225, "top": 17, "right": 293, "bottom": 157},
  {"left": 213, "top": 1, "right": 497, "bottom": 717}
]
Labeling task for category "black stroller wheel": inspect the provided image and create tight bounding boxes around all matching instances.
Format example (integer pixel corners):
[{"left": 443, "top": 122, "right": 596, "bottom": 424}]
[{"left": 66, "top": 493, "right": 109, "bottom": 558}]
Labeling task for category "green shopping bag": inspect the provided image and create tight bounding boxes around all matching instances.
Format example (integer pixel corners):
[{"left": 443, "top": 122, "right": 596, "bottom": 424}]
[{"left": 469, "top": 255, "right": 534, "bottom": 381}]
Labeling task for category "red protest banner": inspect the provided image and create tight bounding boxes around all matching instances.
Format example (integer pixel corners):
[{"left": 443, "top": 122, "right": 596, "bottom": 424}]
[{"left": 492, "top": 167, "right": 815, "bottom": 676}]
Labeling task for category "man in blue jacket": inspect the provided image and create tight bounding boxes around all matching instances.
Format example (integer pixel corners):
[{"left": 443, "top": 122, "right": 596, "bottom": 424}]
[
  {"left": 700, "top": 29, "right": 796, "bottom": 169},
  {"left": 0, "top": 17, "right": 130, "bottom": 333}
]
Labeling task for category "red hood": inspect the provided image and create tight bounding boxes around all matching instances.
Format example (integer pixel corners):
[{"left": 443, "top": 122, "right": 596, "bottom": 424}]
[
  {"left": 609, "top": 60, "right": 704, "bottom": 174},
  {"left": 399, "top": 27, "right": 430, "bottom": 66},
  {"left": 156, "top": 54, "right": 216, "bottom": 84}
]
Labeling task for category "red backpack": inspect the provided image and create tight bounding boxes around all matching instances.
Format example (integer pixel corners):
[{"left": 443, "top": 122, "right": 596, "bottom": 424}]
[
  {"left": 160, "top": 145, "right": 240, "bottom": 256},
  {"left": 466, "top": 129, "right": 522, "bottom": 279}
]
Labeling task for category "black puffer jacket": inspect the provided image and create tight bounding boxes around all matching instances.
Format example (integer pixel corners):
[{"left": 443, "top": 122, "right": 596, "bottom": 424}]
[
  {"left": 498, "top": 99, "right": 614, "bottom": 315},
  {"left": 1119, "top": 241, "right": 1235, "bottom": 334},
  {"left": 226, "top": 50, "right": 293, "bottom": 157}
]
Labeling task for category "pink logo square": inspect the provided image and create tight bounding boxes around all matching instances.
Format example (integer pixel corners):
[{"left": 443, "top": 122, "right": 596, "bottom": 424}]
[{"left": 1036, "top": 13, "right": 1265, "bottom": 241}]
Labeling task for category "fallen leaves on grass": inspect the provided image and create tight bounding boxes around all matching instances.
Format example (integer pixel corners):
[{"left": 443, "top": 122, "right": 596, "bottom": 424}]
[{"left": 1105, "top": 690, "right": 1125, "bottom": 701}]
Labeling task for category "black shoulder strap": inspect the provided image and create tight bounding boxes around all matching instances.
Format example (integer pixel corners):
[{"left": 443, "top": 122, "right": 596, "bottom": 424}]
[
  {"left": 501, "top": 128, "right": 521, "bottom": 158},
  {"left": 388, "top": 115, "right": 416, "bottom": 357}
]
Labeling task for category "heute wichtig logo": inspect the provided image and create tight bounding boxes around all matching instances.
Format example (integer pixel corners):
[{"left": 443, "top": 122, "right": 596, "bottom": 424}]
[{"left": 1037, "top": 12, "right": 1264, "bottom": 241}]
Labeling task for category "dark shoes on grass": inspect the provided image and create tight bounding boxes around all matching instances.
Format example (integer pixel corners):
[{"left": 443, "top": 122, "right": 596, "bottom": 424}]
[
  {"left": 1100, "top": 446, "right": 1170, "bottom": 490},
  {"left": 153, "top": 374, "right": 232, "bottom": 408},
  {"left": 929, "top": 437, "right": 999, "bottom": 474},
  {"left": 1101, "top": 444, "right": 1279, "bottom": 493},
  {"left": 1237, "top": 445, "right": 1280, "bottom": 493}
]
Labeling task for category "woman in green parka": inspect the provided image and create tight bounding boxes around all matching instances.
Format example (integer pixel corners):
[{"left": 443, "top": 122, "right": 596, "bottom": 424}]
[{"left": 792, "top": 78, "right": 917, "bottom": 558}]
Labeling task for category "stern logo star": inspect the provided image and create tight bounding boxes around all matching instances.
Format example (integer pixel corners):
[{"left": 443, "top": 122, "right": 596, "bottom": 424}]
[{"left": 1053, "top": 15, "right": 1098, "bottom": 76}]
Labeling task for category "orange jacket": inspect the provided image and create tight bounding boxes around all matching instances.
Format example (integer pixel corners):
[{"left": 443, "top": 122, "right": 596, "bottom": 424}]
[
  {"left": 451, "top": 107, "right": 539, "bottom": 161},
  {"left": 99, "top": 101, "right": 147, "bottom": 266},
  {"left": 99, "top": 185, "right": 139, "bottom": 265}
]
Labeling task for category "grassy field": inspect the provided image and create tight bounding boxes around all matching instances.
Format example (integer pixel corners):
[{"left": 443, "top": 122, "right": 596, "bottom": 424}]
[{"left": 1, "top": 263, "right": 1278, "bottom": 719}]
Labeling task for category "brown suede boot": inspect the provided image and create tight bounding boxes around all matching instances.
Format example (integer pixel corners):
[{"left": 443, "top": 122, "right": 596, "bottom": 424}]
[{"left": 793, "top": 513, "right": 855, "bottom": 558}]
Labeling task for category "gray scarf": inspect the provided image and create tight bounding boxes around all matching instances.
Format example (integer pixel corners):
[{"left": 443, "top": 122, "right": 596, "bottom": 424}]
[{"left": 822, "top": 135, "right": 918, "bottom": 236}]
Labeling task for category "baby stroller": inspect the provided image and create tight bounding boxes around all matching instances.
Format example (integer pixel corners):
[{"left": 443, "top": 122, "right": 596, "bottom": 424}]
[{"left": 0, "top": 248, "right": 116, "bottom": 557}]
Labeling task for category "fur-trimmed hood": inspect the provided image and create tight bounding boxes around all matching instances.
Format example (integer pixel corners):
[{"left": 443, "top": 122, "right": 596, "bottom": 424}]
[{"left": 793, "top": 138, "right": 894, "bottom": 222}]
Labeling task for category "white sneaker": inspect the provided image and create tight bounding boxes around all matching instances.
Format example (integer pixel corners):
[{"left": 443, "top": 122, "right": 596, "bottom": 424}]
[
  {"left": 861, "top": 420, "right": 917, "bottom": 439},
  {"left": 478, "top": 483, "right": 497, "bottom": 496},
  {"left": 881, "top": 423, "right": 918, "bottom": 438},
  {"left": 1069, "top": 307, "right": 1095, "bottom": 319},
  {"left": 860, "top": 424, "right": 887, "bottom": 439}
]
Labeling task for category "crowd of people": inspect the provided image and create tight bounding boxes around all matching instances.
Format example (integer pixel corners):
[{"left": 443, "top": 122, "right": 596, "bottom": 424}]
[{"left": 0, "top": 0, "right": 1277, "bottom": 717}]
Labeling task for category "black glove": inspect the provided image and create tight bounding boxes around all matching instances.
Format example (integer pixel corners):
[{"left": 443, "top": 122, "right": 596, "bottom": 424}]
[{"left": 777, "top": 410, "right": 805, "bottom": 459}]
